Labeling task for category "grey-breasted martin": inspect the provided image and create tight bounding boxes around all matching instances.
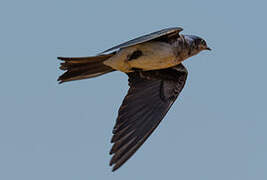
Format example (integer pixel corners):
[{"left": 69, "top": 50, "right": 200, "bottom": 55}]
[{"left": 57, "top": 27, "right": 211, "bottom": 171}]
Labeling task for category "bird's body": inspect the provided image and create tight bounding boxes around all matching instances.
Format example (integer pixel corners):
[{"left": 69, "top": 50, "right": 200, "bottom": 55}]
[
  {"left": 57, "top": 27, "right": 211, "bottom": 171},
  {"left": 104, "top": 41, "right": 178, "bottom": 72}
]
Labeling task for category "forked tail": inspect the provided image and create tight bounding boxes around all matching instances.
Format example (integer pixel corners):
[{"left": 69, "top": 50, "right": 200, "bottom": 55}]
[{"left": 57, "top": 53, "right": 115, "bottom": 83}]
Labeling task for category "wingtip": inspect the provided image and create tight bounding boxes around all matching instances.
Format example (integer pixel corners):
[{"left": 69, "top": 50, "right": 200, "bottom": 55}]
[
  {"left": 110, "top": 162, "right": 120, "bottom": 172},
  {"left": 109, "top": 159, "right": 118, "bottom": 172},
  {"left": 111, "top": 166, "right": 118, "bottom": 172},
  {"left": 178, "top": 27, "right": 183, "bottom": 31},
  {"left": 169, "top": 27, "right": 183, "bottom": 32}
]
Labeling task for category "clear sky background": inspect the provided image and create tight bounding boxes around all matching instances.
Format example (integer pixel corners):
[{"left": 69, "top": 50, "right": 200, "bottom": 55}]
[{"left": 1, "top": 0, "right": 266, "bottom": 179}]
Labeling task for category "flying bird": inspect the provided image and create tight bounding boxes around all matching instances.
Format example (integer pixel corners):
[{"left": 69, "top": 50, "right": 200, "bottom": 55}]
[{"left": 57, "top": 27, "right": 211, "bottom": 171}]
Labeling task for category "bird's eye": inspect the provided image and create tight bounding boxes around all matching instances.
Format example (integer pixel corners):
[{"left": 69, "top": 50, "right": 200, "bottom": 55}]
[{"left": 201, "top": 39, "right": 206, "bottom": 45}]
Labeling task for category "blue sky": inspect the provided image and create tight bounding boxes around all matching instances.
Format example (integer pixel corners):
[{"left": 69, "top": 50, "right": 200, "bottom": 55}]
[{"left": 0, "top": 0, "right": 266, "bottom": 179}]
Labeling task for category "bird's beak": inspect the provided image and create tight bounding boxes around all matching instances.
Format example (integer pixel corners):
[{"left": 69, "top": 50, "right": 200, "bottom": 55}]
[{"left": 206, "top": 47, "right": 212, "bottom": 51}]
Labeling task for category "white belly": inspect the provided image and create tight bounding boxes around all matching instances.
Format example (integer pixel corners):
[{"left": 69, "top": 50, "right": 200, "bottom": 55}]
[{"left": 103, "top": 41, "right": 182, "bottom": 72}]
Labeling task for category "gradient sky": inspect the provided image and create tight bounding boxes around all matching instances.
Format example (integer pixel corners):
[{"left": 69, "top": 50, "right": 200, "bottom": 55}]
[{"left": 1, "top": 0, "right": 267, "bottom": 179}]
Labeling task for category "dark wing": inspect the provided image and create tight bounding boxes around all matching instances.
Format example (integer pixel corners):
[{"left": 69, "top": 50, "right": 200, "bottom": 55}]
[
  {"left": 109, "top": 64, "right": 188, "bottom": 171},
  {"left": 100, "top": 27, "right": 183, "bottom": 54}
]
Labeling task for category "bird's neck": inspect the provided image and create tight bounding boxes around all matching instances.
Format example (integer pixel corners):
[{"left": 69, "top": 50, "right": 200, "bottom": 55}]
[{"left": 171, "top": 34, "right": 192, "bottom": 60}]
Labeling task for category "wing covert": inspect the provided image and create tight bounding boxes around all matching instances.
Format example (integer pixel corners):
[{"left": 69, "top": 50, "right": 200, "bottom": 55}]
[{"left": 100, "top": 27, "right": 183, "bottom": 54}]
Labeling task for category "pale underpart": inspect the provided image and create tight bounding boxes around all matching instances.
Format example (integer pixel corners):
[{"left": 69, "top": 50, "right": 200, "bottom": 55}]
[{"left": 103, "top": 41, "right": 183, "bottom": 72}]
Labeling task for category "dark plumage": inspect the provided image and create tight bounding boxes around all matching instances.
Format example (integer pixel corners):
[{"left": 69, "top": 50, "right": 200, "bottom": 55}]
[{"left": 109, "top": 64, "right": 187, "bottom": 171}]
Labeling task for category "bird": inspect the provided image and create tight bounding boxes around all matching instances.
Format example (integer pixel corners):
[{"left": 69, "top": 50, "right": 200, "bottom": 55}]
[{"left": 57, "top": 27, "right": 211, "bottom": 171}]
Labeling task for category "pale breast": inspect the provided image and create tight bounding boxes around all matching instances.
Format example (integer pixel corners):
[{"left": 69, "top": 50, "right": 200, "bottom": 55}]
[
  {"left": 103, "top": 41, "right": 183, "bottom": 72},
  {"left": 129, "top": 42, "right": 181, "bottom": 71}
]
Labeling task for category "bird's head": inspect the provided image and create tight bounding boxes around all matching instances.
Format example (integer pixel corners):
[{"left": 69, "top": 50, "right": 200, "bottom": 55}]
[{"left": 183, "top": 35, "right": 211, "bottom": 56}]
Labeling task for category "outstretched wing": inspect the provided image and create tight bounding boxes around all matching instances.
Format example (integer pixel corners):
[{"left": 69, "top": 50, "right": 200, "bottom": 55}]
[
  {"left": 109, "top": 64, "right": 188, "bottom": 171},
  {"left": 100, "top": 27, "right": 183, "bottom": 54}
]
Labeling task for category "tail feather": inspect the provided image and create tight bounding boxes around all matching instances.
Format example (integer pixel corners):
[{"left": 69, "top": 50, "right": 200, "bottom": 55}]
[{"left": 57, "top": 53, "right": 115, "bottom": 83}]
